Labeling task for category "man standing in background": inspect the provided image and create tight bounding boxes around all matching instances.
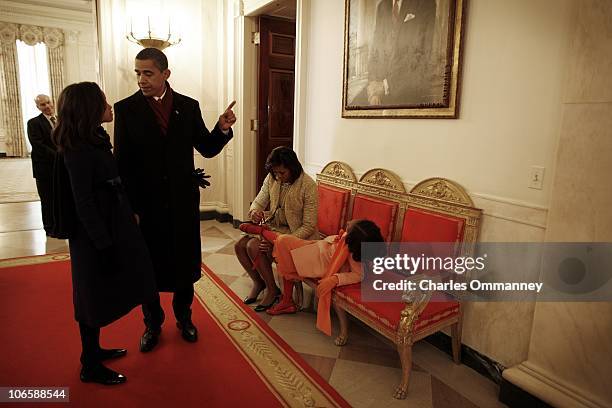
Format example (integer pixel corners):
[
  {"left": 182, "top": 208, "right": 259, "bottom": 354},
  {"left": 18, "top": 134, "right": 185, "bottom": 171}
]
[
  {"left": 27, "top": 94, "right": 57, "bottom": 234},
  {"left": 114, "top": 48, "right": 236, "bottom": 353}
]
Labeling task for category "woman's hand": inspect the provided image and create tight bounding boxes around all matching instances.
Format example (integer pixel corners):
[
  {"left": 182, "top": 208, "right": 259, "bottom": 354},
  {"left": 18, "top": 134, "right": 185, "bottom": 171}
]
[
  {"left": 251, "top": 210, "right": 265, "bottom": 224},
  {"left": 259, "top": 240, "right": 273, "bottom": 253}
]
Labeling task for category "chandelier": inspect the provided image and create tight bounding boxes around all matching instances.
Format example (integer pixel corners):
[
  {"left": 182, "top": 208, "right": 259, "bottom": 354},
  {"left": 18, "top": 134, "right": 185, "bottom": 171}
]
[{"left": 126, "top": 17, "right": 181, "bottom": 50}]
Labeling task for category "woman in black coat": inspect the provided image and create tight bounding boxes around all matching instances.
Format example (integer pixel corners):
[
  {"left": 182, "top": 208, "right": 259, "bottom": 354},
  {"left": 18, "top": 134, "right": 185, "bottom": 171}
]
[{"left": 53, "top": 82, "right": 156, "bottom": 385}]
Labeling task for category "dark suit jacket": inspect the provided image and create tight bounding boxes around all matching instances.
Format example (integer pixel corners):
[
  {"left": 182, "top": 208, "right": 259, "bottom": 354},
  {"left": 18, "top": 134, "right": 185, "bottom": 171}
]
[
  {"left": 113, "top": 89, "right": 233, "bottom": 291},
  {"left": 368, "top": 0, "right": 437, "bottom": 105},
  {"left": 27, "top": 113, "right": 56, "bottom": 179}
]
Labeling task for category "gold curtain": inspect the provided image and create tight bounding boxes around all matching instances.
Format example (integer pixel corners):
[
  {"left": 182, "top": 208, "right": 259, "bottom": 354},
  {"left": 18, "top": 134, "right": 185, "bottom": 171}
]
[
  {"left": 0, "top": 22, "right": 26, "bottom": 157},
  {"left": 43, "top": 28, "right": 65, "bottom": 105},
  {"left": 0, "top": 22, "right": 66, "bottom": 157}
]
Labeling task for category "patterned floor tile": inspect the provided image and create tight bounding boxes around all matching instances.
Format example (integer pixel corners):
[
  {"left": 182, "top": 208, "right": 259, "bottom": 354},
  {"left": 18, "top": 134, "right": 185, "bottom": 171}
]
[
  {"left": 201, "top": 236, "right": 233, "bottom": 253},
  {"left": 0, "top": 230, "right": 67, "bottom": 259},
  {"left": 216, "top": 242, "right": 238, "bottom": 256},
  {"left": 431, "top": 376, "right": 480, "bottom": 408},
  {"left": 227, "top": 276, "right": 258, "bottom": 300},
  {"left": 299, "top": 352, "right": 337, "bottom": 382},
  {"left": 267, "top": 312, "right": 342, "bottom": 359},
  {"left": 329, "top": 359, "right": 433, "bottom": 408},
  {"left": 214, "top": 273, "right": 239, "bottom": 287},
  {"left": 252, "top": 309, "right": 273, "bottom": 324},
  {"left": 338, "top": 342, "right": 401, "bottom": 369},
  {"left": 412, "top": 342, "right": 505, "bottom": 408},
  {"left": 0, "top": 201, "right": 43, "bottom": 233},
  {"left": 203, "top": 253, "right": 245, "bottom": 277},
  {"left": 200, "top": 225, "right": 232, "bottom": 239},
  {"left": 0, "top": 159, "right": 38, "bottom": 205}
]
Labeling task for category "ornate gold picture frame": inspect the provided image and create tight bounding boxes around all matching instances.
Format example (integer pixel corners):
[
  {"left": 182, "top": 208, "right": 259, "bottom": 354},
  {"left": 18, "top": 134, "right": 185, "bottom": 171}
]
[{"left": 342, "top": 0, "right": 467, "bottom": 119}]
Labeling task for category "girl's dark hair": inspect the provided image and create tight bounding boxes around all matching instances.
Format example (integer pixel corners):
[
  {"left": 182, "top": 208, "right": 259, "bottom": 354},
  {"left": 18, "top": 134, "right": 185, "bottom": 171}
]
[
  {"left": 264, "top": 146, "right": 303, "bottom": 183},
  {"left": 52, "top": 82, "right": 106, "bottom": 151},
  {"left": 345, "top": 219, "right": 385, "bottom": 262}
]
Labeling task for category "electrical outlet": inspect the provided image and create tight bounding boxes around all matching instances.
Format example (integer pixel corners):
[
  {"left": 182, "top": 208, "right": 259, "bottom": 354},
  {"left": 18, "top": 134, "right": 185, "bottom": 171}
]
[{"left": 529, "top": 166, "right": 545, "bottom": 190}]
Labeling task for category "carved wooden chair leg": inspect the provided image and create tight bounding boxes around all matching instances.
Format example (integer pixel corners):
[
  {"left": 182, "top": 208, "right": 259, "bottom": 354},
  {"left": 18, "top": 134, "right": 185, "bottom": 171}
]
[
  {"left": 394, "top": 341, "right": 412, "bottom": 399},
  {"left": 451, "top": 319, "right": 462, "bottom": 364},
  {"left": 333, "top": 302, "right": 349, "bottom": 346}
]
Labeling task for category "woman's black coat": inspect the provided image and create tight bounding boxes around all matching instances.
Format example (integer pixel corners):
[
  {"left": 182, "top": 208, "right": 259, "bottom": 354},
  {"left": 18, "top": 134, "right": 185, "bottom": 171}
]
[
  {"left": 64, "top": 129, "right": 156, "bottom": 328},
  {"left": 113, "top": 90, "right": 232, "bottom": 292}
]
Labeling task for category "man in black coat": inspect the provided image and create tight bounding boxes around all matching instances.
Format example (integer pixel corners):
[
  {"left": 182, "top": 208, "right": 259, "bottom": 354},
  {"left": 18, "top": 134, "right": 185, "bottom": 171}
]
[
  {"left": 114, "top": 48, "right": 236, "bottom": 352},
  {"left": 27, "top": 94, "right": 57, "bottom": 233}
]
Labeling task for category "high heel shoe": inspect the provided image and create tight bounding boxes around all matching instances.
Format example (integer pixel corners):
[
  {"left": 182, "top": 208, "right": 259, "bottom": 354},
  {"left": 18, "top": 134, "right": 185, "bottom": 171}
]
[
  {"left": 243, "top": 296, "right": 258, "bottom": 305},
  {"left": 243, "top": 285, "right": 265, "bottom": 304},
  {"left": 254, "top": 292, "right": 281, "bottom": 312}
]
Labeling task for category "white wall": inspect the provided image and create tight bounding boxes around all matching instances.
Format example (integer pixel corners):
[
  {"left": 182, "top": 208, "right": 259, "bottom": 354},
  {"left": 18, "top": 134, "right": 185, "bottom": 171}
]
[
  {"left": 97, "top": 0, "right": 231, "bottom": 213},
  {"left": 298, "top": 0, "right": 572, "bottom": 367},
  {"left": 301, "top": 0, "right": 569, "bottom": 208}
]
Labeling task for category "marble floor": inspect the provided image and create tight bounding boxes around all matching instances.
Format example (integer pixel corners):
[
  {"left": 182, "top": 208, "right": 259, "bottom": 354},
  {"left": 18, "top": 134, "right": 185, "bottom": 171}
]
[
  {"left": 0, "top": 158, "right": 39, "bottom": 203},
  {"left": 0, "top": 201, "right": 507, "bottom": 408}
]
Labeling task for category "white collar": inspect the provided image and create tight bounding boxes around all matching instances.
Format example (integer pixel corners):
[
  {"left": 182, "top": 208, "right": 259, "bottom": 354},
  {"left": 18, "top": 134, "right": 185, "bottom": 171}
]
[{"left": 153, "top": 86, "right": 167, "bottom": 102}]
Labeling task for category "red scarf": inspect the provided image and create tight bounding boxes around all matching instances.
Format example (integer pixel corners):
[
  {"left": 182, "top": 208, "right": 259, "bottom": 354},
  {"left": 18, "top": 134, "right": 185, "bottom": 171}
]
[
  {"left": 316, "top": 231, "right": 349, "bottom": 336},
  {"left": 146, "top": 85, "right": 174, "bottom": 136}
]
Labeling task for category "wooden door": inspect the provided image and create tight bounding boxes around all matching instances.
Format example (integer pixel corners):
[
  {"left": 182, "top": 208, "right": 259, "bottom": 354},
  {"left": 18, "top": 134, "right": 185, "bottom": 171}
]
[{"left": 257, "top": 16, "right": 296, "bottom": 191}]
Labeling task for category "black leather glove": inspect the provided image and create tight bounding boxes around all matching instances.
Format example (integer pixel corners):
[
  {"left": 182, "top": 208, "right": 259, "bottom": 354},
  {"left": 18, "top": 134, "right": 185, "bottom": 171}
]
[{"left": 193, "top": 168, "right": 211, "bottom": 189}]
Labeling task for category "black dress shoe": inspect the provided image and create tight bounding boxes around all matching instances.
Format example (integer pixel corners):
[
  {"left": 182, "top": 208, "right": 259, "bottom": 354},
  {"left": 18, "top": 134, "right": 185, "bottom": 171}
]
[
  {"left": 243, "top": 296, "right": 258, "bottom": 305},
  {"left": 254, "top": 293, "right": 281, "bottom": 312},
  {"left": 99, "top": 348, "right": 127, "bottom": 361},
  {"left": 243, "top": 286, "right": 265, "bottom": 304},
  {"left": 176, "top": 320, "right": 198, "bottom": 342},
  {"left": 140, "top": 328, "right": 160, "bottom": 352},
  {"left": 80, "top": 364, "right": 126, "bottom": 385}
]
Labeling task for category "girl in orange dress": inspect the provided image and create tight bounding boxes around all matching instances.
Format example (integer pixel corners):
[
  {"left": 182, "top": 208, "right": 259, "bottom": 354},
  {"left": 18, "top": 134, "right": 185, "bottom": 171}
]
[{"left": 264, "top": 219, "right": 384, "bottom": 335}]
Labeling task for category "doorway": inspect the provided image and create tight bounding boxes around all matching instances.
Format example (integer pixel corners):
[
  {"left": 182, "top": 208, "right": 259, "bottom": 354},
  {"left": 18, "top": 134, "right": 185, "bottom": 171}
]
[{"left": 256, "top": 15, "right": 296, "bottom": 191}]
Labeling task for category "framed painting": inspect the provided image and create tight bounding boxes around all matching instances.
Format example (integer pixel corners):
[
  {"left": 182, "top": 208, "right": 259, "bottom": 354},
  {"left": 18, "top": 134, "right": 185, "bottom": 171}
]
[{"left": 342, "top": 0, "right": 467, "bottom": 118}]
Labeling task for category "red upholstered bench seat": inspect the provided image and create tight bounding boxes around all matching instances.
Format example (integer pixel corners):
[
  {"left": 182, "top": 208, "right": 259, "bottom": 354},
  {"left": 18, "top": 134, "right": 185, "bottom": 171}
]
[
  {"left": 351, "top": 194, "right": 398, "bottom": 242},
  {"left": 335, "top": 284, "right": 460, "bottom": 333},
  {"left": 317, "top": 184, "right": 350, "bottom": 237},
  {"left": 313, "top": 165, "right": 482, "bottom": 399}
]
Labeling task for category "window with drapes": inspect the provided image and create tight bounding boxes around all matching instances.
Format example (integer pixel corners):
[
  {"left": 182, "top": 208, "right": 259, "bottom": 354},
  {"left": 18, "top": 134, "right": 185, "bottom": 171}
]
[
  {"left": 16, "top": 40, "right": 51, "bottom": 153},
  {"left": 0, "top": 22, "right": 65, "bottom": 157}
]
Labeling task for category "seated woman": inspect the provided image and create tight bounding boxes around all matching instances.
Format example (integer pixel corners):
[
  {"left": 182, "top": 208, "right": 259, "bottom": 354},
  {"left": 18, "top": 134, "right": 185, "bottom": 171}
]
[
  {"left": 234, "top": 147, "right": 318, "bottom": 311},
  {"left": 265, "top": 219, "right": 385, "bottom": 335}
]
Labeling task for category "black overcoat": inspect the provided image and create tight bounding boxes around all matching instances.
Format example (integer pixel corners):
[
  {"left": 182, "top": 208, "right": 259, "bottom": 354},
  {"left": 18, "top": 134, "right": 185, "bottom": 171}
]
[
  {"left": 113, "top": 89, "right": 232, "bottom": 292},
  {"left": 27, "top": 113, "right": 56, "bottom": 179},
  {"left": 64, "top": 129, "right": 156, "bottom": 328}
]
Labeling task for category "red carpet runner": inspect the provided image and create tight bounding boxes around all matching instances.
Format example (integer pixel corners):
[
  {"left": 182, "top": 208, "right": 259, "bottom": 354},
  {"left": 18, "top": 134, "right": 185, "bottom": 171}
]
[{"left": 0, "top": 254, "right": 350, "bottom": 407}]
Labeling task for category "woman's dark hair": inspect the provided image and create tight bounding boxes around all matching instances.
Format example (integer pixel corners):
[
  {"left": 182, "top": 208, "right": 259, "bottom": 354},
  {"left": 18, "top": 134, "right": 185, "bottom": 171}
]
[
  {"left": 52, "top": 82, "right": 106, "bottom": 151},
  {"left": 345, "top": 219, "right": 385, "bottom": 262},
  {"left": 264, "top": 146, "right": 303, "bottom": 183}
]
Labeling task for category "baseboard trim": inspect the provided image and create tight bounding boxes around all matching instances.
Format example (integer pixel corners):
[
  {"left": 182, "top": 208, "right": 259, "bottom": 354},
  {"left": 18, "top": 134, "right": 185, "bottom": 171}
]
[
  {"left": 424, "top": 332, "right": 505, "bottom": 385},
  {"left": 199, "top": 210, "right": 233, "bottom": 223},
  {"left": 423, "top": 332, "right": 555, "bottom": 406},
  {"left": 499, "top": 377, "right": 553, "bottom": 408}
]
